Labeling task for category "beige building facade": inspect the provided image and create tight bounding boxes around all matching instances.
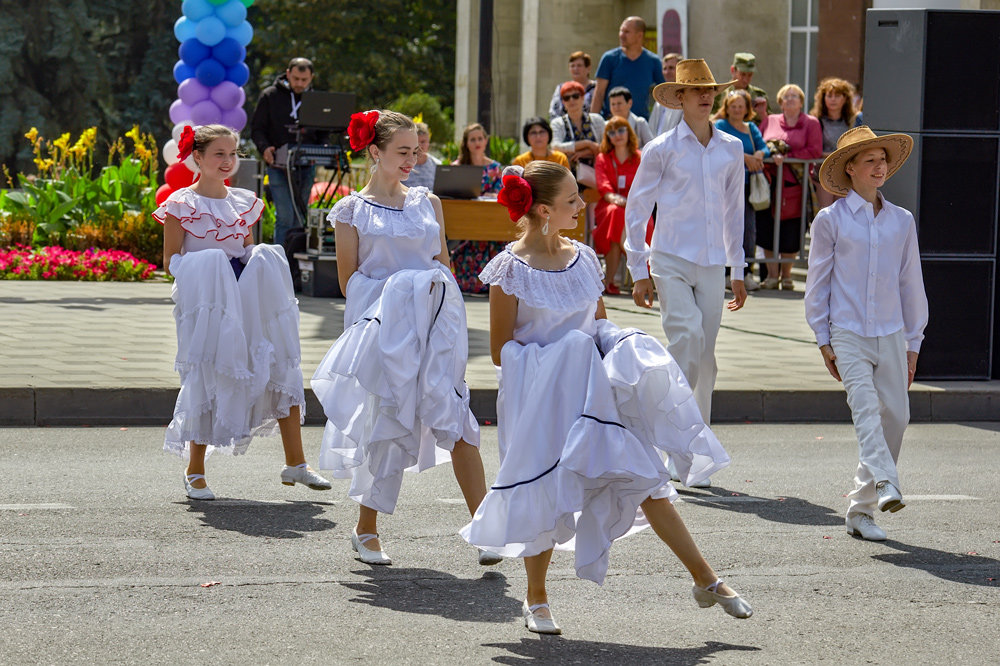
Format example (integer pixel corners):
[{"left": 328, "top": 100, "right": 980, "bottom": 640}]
[{"left": 454, "top": 0, "right": 999, "bottom": 144}]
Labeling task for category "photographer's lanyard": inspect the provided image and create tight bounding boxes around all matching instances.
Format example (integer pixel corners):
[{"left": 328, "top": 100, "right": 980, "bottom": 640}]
[{"left": 289, "top": 91, "right": 301, "bottom": 121}]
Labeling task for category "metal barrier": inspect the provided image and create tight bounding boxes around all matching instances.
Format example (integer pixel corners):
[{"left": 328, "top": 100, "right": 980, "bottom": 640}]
[{"left": 762, "top": 156, "right": 825, "bottom": 265}]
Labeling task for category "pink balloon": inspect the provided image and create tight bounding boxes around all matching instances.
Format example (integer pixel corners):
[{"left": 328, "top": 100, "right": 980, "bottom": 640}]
[
  {"left": 169, "top": 99, "right": 194, "bottom": 125},
  {"left": 221, "top": 106, "right": 247, "bottom": 131},
  {"left": 190, "top": 99, "right": 223, "bottom": 125},
  {"left": 209, "top": 81, "right": 244, "bottom": 110},
  {"left": 178, "top": 78, "right": 210, "bottom": 106}
]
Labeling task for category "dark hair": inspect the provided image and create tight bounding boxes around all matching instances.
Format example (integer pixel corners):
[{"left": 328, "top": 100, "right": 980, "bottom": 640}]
[
  {"left": 521, "top": 117, "right": 552, "bottom": 145},
  {"left": 568, "top": 50, "right": 591, "bottom": 68},
  {"left": 608, "top": 86, "right": 632, "bottom": 103},
  {"left": 192, "top": 124, "right": 240, "bottom": 155},
  {"left": 365, "top": 110, "right": 416, "bottom": 164},
  {"left": 599, "top": 116, "right": 639, "bottom": 155},
  {"left": 458, "top": 123, "right": 488, "bottom": 165},
  {"left": 287, "top": 57, "right": 314, "bottom": 73}
]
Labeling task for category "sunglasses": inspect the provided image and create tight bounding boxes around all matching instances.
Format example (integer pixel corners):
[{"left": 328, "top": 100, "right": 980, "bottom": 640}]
[
  {"left": 607, "top": 127, "right": 629, "bottom": 137},
  {"left": 561, "top": 93, "right": 582, "bottom": 101}
]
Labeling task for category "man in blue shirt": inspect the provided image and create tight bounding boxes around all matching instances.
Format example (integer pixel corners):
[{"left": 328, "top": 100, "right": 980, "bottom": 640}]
[{"left": 591, "top": 16, "right": 665, "bottom": 120}]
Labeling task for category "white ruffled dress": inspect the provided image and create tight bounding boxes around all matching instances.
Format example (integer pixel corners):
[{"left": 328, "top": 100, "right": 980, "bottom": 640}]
[
  {"left": 154, "top": 187, "right": 305, "bottom": 459},
  {"left": 311, "top": 187, "right": 479, "bottom": 514},
  {"left": 460, "top": 241, "right": 731, "bottom": 584}
]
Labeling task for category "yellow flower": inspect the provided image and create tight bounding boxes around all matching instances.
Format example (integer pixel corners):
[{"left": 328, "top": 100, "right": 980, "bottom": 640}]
[
  {"left": 52, "top": 132, "right": 71, "bottom": 152},
  {"left": 34, "top": 157, "right": 55, "bottom": 173},
  {"left": 413, "top": 113, "right": 424, "bottom": 124},
  {"left": 125, "top": 125, "right": 141, "bottom": 145},
  {"left": 24, "top": 127, "right": 39, "bottom": 144},
  {"left": 74, "top": 127, "right": 97, "bottom": 150}
]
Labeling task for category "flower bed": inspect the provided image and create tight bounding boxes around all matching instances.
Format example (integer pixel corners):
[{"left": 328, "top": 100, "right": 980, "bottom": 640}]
[{"left": 0, "top": 245, "right": 156, "bottom": 281}]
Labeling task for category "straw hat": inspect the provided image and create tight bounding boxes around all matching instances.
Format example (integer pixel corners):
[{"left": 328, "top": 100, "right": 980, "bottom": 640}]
[
  {"left": 652, "top": 59, "right": 737, "bottom": 109},
  {"left": 818, "top": 126, "right": 913, "bottom": 196}
]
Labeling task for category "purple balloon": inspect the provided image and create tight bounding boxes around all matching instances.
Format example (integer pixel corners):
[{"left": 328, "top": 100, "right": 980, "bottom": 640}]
[
  {"left": 195, "top": 58, "right": 226, "bottom": 87},
  {"left": 169, "top": 99, "right": 194, "bottom": 125},
  {"left": 179, "top": 39, "right": 211, "bottom": 67},
  {"left": 211, "top": 37, "right": 245, "bottom": 68},
  {"left": 225, "top": 62, "right": 250, "bottom": 87},
  {"left": 173, "top": 60, "right": 197, "bottom": 85},
  {"left": 209, "top": 81, "right": 243, "bottom": 110},
  {"left": 226, "top": 21, "right": 253, "bottom": 47},
  {"left": 221, "top": 106, "right": 247, "bottom": 132},
  {"left": 190, "top": 100, "right": 223, "bottom": 126},
  {"left": 178, "top": 78, "right": 211, "bottom": 106}
]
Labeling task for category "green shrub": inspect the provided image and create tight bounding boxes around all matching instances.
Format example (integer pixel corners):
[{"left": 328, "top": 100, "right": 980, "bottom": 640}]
[{"left": 388, "top": 92, "right": 453, "bottom": 145}]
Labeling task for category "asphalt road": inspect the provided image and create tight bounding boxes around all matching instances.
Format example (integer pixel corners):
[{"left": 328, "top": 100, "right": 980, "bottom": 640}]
[{"left": 2, "top": 424, "right": 998, "bottom": 665}]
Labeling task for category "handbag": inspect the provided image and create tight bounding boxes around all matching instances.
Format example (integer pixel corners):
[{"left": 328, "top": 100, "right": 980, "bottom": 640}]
[
  {"left": 749, "top": 172, "right": 770, "bottom": 211},
  {"left": 774, "top": 165, "right": 803, "bottom": 220}
]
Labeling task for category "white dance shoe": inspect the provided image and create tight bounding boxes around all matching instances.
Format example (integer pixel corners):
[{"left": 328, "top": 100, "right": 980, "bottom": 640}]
[
  {"left": 876, "top": 481, "right": 905, "bottom": 513},
  {"left": 478, "top": 549, "right": 503, "bottom": 566},
  {"left": 692, "top": 579, "right": 753, "bottom": 618},
  {"left": 351, "top": 529, "right": 392, "bottom": 565},
  {"left": 280, "top": 464, "right": 332, "bottom": 490},
  {"left": 846, "top": 513, "right": 887, "bottom": 541},
  {"left": 523, "top": 600, "right": 561, "bottom": 635},
  {"left": 183, "top": 473, "right": 215, "bottom": 501}
]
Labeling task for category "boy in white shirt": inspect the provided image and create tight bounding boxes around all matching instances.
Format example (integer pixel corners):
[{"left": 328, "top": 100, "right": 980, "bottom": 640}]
[
  {"left": 625, "top": 59, "right": 746, "bottom": 488},
  {"left": 805, "top": 126, "right": 928, "bottom": 541}
]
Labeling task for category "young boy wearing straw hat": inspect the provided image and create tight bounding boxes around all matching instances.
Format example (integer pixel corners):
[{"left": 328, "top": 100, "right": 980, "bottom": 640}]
[
  {"left": 624, "top": 59, "right": 747, "bottom": 488},
  {"left": 805, "top": 126, "right": 928, "bottom": 541}
]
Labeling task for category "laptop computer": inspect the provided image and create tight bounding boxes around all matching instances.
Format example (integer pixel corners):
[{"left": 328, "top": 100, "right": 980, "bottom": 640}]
[
  {"left": 432, "top": 164, "right": 484, "bottom": 199},
  {"left": 297, "top": 91, "right": 356, "bottom": 131}
]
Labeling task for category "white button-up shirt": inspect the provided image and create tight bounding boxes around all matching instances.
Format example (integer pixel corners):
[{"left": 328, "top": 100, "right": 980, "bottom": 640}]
[
  {"left": 805, "top": 190, "right": 928, "bottom": 352},
  {"left": 623, "top": 119, "right": 745, "bottom": 281}
]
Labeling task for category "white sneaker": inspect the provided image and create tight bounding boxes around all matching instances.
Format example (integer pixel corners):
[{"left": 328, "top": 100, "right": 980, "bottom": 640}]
[
  {"left": 743, "top": 274, "right": 760, "bottom": 291},
  {"left": 876, "top": 480, "right": 905, "bottom": 513},
  {"left": 280, "top": 464, "right": 332, "bottom": 490},
  {"left": 846, "top": 513, "right": 886, "bottom": 541}
]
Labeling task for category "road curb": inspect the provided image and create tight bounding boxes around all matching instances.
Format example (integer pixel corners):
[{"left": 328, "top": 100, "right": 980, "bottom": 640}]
[{"left": 3, "top": 386, "right": 998, "bottom": 426}]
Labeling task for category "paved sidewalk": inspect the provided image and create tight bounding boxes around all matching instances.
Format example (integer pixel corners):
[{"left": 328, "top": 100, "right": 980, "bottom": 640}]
[{"left": 1, "top": 280, "right": 997, "bottom": 424}]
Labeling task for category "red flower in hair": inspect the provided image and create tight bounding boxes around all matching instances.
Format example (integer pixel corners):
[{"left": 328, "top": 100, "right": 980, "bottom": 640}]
[
  {"left": 497, "top": 174, "right": 533, "bottom": 222},
  {"left": 177, "top": 126, "right": 195, "bottom": 162},
  {"left": 348, "top": 110, "right": 380, "bottom": 152}
]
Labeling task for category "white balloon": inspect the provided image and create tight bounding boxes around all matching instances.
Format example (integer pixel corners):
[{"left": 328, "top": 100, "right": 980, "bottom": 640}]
[
  {"left": 185, "top": 154, "right": 198, "bottom": 172},
  {"left": 162, "top": 139, "right": 180, "bottom": 165},
  {"left": 171, "top": 121, "right": 193, "bottom": 144}
]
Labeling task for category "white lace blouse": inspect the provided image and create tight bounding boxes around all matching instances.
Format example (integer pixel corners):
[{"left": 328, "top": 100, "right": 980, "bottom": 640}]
[
  {"left": 478, "top": 240, "right": 606, "bottom": 346},
  {"left": 327, "top": 186, "right": 441, "bottom": 280},
  {"left": 153, "top": 187, "right": 263, "bottom": 259}
]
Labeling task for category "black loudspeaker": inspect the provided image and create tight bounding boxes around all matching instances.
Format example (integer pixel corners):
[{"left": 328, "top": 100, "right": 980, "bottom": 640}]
[
  {"left": 864, "top": 10, "right": 1000, "bottom": 133},
  {"left": 878, "top": 133, "right": 1000, "bottom": 256},
  {"left": 918, "top": 259, "right": 994, "bottom": 379}
]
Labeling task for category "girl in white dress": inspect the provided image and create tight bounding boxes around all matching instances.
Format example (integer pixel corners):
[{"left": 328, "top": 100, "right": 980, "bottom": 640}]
[
  {"left": 311, "top": 110, "right": 495, "bottom": 566},
  {"left": 156, "top": 124, "right": 331, "bottom": 500},
  {"left": 461, "top": 162, "right": 753, "bottom": 635}
]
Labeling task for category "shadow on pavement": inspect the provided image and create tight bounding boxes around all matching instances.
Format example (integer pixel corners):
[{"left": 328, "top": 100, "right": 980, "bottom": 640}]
[
  {"left": 677, "top": 486, "right": 843, "bottom": 526},
  {"left": 484, "top": 638, "right": 760, "bottom": 664},
  {"left": 873, "top": 540, "right": 1000, "bottom": 587},
  {"left": 343, "top": 568, "right": 520, "bottom": 622},
  {"left": 183, "top": 499, "right": 336, "bottom": 538}
]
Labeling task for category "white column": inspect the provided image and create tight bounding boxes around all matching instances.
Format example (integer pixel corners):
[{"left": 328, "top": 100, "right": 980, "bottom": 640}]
[
  {"left": 518, "top": 0, "right": 540, "bottom": 150},
  {"left": 454, "top": 0, "right": 479, "bottom": 144}
]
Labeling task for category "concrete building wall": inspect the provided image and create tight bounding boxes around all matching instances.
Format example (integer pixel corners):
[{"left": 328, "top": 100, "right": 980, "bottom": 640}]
[{"left": 687, "top": 0, "right": 790, "bottom": 106}]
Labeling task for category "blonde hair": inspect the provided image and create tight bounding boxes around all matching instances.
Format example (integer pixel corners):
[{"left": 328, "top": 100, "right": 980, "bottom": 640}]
[
  {"left": 192, "top": 124, "right": 240, "bottom": 155},
  {"left": 364, "top": 110, "right": 416, "bottom": 167},
  {"left": 776, "top": 83, "right": 806, "bottom": 105},
  {"left": 510, "top": 161, "right": 574, "bottom": 235},
  {"left": 810, "top": 77, "right": 859, "bottom": 126},
  {"left": 599, "top": 116, "right": 639, "bottom": 155},
  {"left": 414, "top": 121, "right": 430, "bottom": 137},
  {"left": 712, "top": 88, "right": 757, "bottom": 123}
]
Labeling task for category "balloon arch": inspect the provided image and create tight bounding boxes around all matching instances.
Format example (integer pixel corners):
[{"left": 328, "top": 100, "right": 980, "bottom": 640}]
[{"left": 157, "top": 0, "right": 254, "bottom": 203}]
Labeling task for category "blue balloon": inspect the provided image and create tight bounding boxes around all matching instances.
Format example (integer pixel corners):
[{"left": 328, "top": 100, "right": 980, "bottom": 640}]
[
  {"left": 211, "top": 37, "right": 245, "bottom": 68},
  {"left": 195, "top": 58, "right": 227, "bottom": 87},
  {"left": 181, "top": 0, "right": 214, "bottom": 21},
  {"left": 179, "top": 39, "right": 212, "bottom": 67},
  {"left": 226, "top": 21, "right": 253, "bottom": 47},
  {"left": 195, "top": 16, "right": 227, "bottom": 47},
  {"left": 173, "top": 60, "right": 198, "bottom": 85},
  {"left": 215, "top": 0, "right": 248, "bottom": 28},
  {"left": 173, "top": 17, "right": 197, "bottom": 43},
  {"left": 225, "top": 62, "right": 250, "bottom": 87}
]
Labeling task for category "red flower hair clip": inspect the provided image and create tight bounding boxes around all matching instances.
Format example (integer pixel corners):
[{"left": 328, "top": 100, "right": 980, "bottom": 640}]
[
  {"left": 497, "top": 174, "right": 533, "bottom": 222},
  {"left": 177, "top": 125, "right": 195, "bottom": 161},
  {"left": 348, "top": 110, "right": 380, "bottom": 152}
]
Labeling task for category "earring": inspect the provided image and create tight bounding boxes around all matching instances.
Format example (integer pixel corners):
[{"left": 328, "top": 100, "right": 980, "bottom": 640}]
[
  {"left": 541, "top": 216, "right": 549, "bottom": 235},
  {"left": 370, "top": 157, "right": 379, "bottom": 174}
]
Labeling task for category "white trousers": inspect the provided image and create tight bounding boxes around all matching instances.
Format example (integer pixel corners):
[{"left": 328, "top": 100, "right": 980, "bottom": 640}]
[
  {"left": 650, "top": 252, "right": 724, "bottom": 424},
  {"left": 830, "top": 325, "right": 908, "bottom": 517}
]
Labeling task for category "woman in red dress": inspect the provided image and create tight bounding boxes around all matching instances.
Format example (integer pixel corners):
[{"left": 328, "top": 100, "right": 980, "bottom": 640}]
[{"left": 593, "top": 116, "right": 652, "bottom": 294}]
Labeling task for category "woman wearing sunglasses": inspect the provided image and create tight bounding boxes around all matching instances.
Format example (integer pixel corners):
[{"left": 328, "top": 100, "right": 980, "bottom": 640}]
[{"left": 551, "top": 80, "right": 606, "bottom": 175}]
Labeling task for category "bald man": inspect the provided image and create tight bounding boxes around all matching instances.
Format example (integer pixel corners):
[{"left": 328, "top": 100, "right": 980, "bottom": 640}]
[{"left": 591, "top": 16, "right": 665, "bottom": 120}]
